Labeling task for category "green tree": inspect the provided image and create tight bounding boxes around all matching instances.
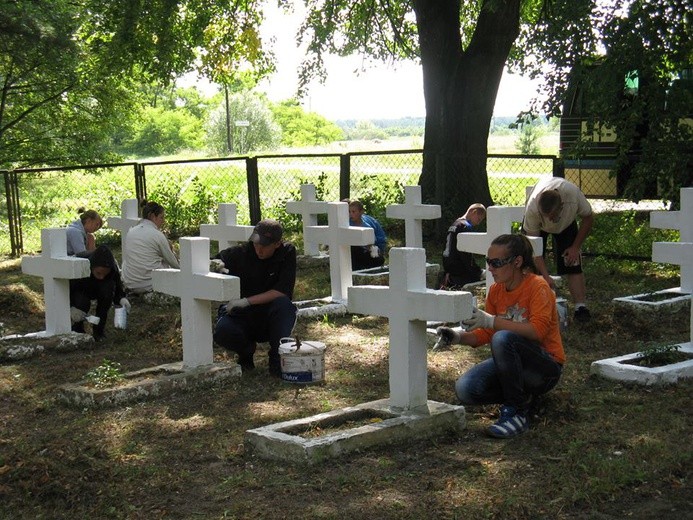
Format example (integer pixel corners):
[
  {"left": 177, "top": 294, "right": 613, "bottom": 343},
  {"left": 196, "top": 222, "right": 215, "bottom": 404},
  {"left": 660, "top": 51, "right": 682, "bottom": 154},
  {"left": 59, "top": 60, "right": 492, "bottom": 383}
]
[
  {"left": 205, "top": 92, "right": 280, "bottom": 155},
  {"left": 0, "top": 1, "right": 135, "bottom": 167},
  {"left": 122, "top": 106, "right": 205, "bottom": 158},
  {"left": 514, "top": 117, "right": 542, "bottom": 155},
  {"left": 515, "top": 0, "right": 692, "bottom": 204},
  {"left": 0, "top": 0, "right": 271, "bottom": 168},
  {"left": 270, "top": 100, "right": 343, "bottom": 147}
]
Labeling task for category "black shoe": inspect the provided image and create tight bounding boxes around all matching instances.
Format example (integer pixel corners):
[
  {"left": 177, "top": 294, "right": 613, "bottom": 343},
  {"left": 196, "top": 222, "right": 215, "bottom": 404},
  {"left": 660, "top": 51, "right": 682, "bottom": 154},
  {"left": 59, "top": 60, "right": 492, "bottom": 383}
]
[
  {"left": 574, "top": 306, "right": 591, "bottom": 323},
  {"left": 237, "top": 354, "right": 255, "bottom": 372}
]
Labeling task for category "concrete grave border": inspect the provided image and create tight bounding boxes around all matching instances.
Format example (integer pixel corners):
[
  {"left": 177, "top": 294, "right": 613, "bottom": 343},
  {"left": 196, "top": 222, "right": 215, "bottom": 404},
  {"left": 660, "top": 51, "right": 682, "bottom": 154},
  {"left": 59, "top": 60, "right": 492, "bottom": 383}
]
[
  {"left": 58, "top": 361, "right": 240, "bottom": 408},
  {"left": 245, "top": 398, "right": 465, "bottom": 465}
]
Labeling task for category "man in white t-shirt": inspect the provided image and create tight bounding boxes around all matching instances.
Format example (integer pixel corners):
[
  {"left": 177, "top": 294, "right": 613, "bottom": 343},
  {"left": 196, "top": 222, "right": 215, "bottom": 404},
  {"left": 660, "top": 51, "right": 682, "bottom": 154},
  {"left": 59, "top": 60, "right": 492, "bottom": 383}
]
[{"left": 523, "top": 177, "right": 594, "bottom": 322}]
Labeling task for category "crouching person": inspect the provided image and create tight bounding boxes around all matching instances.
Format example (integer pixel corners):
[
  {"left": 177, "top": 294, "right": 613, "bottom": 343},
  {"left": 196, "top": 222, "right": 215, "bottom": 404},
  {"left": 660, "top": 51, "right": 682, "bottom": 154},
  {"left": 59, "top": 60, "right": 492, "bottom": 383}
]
[
  {"left": 437, "top": 234, "right": 564, "bottom": 438},
  {"left": 213, "top": 219, "right": 297, "bottom": 376},
  {"left": 70, "top": 245, "right": 130, "bottom": 340}
]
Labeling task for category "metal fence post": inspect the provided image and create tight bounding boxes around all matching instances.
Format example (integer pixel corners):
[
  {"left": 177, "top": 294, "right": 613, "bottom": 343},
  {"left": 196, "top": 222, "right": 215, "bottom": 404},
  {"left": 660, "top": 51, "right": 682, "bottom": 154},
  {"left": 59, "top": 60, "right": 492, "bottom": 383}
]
[
  {"left": 135, "top": 163, "right": 147, "bottom": 202},
  {"left": 340, "top": 154, "right": 351, "bottom": 201},
  {"left": 553, "top": 157, "right": 565, "bottom": 178},
  {"left": 246, "top": 157, "right": 261, "bottom": 224},
  {"left": 3, "top": 170, "right": 23, "bottom": 257}
]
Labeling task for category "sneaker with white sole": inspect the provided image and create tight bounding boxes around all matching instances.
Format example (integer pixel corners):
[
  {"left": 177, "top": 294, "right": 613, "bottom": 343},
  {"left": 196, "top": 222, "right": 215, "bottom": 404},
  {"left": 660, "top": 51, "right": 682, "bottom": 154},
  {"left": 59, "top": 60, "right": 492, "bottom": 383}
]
[{"left": 487, "top": 405, "right": 529, "bottom": 439}]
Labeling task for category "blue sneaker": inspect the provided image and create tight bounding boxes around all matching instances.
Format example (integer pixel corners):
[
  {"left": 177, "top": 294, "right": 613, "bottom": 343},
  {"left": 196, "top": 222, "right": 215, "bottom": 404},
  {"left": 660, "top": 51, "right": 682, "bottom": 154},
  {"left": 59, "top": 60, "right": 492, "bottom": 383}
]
[{"left": 487, "top": 405, "right": 529, "bottom": 439}]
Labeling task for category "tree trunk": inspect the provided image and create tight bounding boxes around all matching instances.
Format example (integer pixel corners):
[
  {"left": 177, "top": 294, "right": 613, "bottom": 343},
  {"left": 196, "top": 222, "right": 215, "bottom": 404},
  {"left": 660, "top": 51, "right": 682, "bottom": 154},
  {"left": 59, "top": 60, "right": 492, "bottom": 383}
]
[{"left": 414, "top": 0, "right": 521, "bottom": 237}]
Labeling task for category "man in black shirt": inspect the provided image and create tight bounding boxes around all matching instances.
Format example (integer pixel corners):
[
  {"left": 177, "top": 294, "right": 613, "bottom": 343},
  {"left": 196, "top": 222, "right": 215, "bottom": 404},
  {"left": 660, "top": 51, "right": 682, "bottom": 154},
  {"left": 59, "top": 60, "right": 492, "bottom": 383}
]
[{"left": 213, "top": 219, "right": 297, "bottom": 376}]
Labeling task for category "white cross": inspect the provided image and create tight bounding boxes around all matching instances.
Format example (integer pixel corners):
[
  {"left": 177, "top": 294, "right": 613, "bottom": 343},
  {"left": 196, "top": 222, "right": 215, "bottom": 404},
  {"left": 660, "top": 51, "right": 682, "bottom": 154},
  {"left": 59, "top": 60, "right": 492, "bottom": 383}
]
[
  {"left": 457, "top": 206, "right": 543, "bottom": 292},
  {"left": 199, "top": 203, "right": 254, "bottom": 251},
  {"left": 348, "top": 248, "right": 474, "bottom": 411},
  {"left": 305, "top": 202, "right": 374, "bottom": 302},
  {"left": 152, "top": 237, "right": 240, "bottom": 368},
  {"left": 386, "top": 185, "right": 441, "bottom": 248},
  {"left": 286, "top": 184, "right": 329, "bottom": 256},
  {"left": 651, "top": 187, "right": 693, "bottom": 293},
  {"left": 21, "top": 228, "right": 91, "bottom": 335},
  {"left": 107, "top": 199, "right": 140, "bottom": 258}
]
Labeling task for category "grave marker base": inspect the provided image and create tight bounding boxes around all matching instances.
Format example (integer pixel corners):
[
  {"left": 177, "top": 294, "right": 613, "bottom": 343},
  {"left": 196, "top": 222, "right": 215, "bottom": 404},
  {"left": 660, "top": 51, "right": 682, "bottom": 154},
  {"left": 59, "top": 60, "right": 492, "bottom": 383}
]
[
  {"left": 613, "top": 288, "right": 691, "bottom": 314},
  {"left": 0, "top": 332, "right": 95, "bottom": 361},
  {"left": 58, "top": 361, "right": 241, "bottom": 408},
  {"left": 353, "top": 263, "right": 440, "bottom": 288},
  {"left": 590, "top": 342, "right": 693, "bottom": 385},
  {"left": 295, "top": 297, "right": 348, "bottom": 320},
  {"left": 245, "top": 398, "right": 465, "bottom": 464}
]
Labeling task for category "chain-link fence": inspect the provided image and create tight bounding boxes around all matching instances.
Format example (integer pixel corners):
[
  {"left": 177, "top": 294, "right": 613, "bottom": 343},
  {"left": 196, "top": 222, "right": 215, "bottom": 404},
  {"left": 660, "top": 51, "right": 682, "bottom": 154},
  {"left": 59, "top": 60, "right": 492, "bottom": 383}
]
[{"left": 1, "top": 151, "right": 678, "bottom": 259}]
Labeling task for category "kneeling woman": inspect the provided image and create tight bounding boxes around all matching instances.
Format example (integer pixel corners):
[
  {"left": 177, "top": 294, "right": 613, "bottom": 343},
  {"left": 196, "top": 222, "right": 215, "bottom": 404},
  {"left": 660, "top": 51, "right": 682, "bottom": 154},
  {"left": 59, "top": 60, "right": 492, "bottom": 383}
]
[
  {"left": 70, "top": 245, "right": 130, "bottom": 340},
  {"left": 437, "top": 234, "right": 564, "bottom": 438}
]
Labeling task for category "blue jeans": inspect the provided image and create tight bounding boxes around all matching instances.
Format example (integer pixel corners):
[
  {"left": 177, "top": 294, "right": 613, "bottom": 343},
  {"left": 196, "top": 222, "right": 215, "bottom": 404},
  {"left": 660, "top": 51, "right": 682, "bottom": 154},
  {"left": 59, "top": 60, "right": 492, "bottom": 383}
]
[
  {"left": 213, "top": 295, "right": 297, "bottom": 365},
  {"left": 454, "top": 331, "right": 562, "bottom": 410}
]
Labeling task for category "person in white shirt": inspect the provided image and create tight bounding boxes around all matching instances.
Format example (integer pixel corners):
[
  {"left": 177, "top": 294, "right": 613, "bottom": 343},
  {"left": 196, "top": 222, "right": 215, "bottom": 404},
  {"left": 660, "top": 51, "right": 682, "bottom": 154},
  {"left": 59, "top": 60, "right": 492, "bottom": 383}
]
[
  {"left": 122, "top": 201, "right": 179, "bottom": 294},
  {"left": 523, "top": 177, "right": 594, "bottom": 323}
]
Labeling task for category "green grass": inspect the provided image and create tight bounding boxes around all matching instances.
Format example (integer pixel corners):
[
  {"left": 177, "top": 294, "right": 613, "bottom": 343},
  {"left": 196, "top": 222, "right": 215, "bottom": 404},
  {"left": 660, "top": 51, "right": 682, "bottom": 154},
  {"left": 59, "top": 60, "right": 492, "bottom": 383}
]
[{"left": 0, "top": 249, "right": 691, "bottom": 519}]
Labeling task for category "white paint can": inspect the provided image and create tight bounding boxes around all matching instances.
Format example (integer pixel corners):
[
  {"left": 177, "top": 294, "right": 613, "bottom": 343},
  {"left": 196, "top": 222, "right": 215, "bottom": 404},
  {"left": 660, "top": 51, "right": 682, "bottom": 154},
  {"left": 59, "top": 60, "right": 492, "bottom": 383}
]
[
  {"left": 114, "top": 306, "right": 127, "bottom": 329},
  {"left": 278, "top": 337, "right": 326, "bottom": 384}
]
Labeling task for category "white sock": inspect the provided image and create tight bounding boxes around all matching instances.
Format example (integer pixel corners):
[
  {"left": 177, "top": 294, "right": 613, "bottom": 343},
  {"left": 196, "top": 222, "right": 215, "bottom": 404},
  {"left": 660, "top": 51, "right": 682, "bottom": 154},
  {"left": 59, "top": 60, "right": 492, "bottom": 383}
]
[{"left": 575, "top": 303, "right": 586, "bottom": 309}]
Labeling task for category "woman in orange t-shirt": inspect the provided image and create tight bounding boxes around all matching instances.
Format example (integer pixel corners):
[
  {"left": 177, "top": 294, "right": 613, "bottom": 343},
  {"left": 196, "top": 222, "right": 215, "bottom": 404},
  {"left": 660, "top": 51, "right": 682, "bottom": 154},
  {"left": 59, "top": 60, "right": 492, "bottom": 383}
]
[{"left": 437, "top": 234, "right": 564, "bottom": 439}]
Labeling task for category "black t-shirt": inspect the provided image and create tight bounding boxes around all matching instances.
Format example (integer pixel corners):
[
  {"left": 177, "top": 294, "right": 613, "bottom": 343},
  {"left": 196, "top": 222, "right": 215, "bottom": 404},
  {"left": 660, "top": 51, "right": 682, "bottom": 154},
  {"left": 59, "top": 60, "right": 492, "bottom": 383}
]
[
  {"left": 217, "top": 241, "right": 297, "bottom": 299},
  {"left": 442, "top": 217, "right": 481, "bottom": 281}
]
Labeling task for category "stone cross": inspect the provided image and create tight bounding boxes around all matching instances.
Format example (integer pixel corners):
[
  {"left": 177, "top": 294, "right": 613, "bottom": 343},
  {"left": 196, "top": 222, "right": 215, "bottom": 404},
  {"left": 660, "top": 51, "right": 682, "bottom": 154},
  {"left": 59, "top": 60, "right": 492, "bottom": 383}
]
[
  {"left": 386, "top": 185, "right": 441, "bottom": 248},
  {"left": 152, "top": 237, "right": 240, "bottom": 368},
  {"left": 107, "top": 199, "right": 140, "bottom": 258},
  {"left": 348, "top": 247, "right": 473, "bottom": 411},
  {"left": 457, "top": 205, "right": 543, "bottom": 292},
  {"left": 651, "top": 187, "right": 693, "bottom": 293},
  {"left": 286, "top": 184, "right": 329, "bottom": 256},
  {"left": 305, "top": 202, "right": 374, "bottom": 302},
  {"left": 21, "top": 228, "right": 91, "bottom": 335},
  {"left": 199, "top": 203, "right": 254, "bottom": 251}
]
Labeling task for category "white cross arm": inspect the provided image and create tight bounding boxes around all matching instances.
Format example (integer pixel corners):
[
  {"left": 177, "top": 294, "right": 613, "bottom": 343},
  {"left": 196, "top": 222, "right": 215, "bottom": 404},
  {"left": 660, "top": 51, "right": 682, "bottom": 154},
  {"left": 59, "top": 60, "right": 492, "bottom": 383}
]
[
  {"left": 22, "top": 255, "right": 90, "bottom": 279},
  {"left": 199, "top": 224, "right": 253, "bottom": 243},
  {"left": 152, "top": 269, "right": 240, "bottom": 301},
  {"left": 348, "top": 286, "right": 473, "bottom": 323},
  {"left": 650, "top": 211, "right": 680, "bottom": 231},
  {"left": 386, "top": 204, "right": 441, "bottom": 220},
  {"left": 652, "top": 242, "right": 693, "bottom": 265},
  {"left": 457, "top": 232, "right": 490, "bottom": 255},
  {"left": 308, "top": 225, "right": 375, "bottom": 246},
  {"left": 286, "top": 200, "right": 328, "bottom": 214}
]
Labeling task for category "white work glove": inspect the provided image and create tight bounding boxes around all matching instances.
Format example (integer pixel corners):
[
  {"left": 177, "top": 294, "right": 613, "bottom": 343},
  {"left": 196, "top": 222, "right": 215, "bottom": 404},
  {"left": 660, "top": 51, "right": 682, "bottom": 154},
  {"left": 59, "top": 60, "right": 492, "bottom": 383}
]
[
  {"left": 209, "top": 259, "right": 229, "bottom": 274},
  {"left": 462, "top": 308, "right": 495, "bottom": 331},
  {"left": 119, "top": 297, "right": 131, "bottom": 312},
  {"left": 226, "top": 298, "right": 250, "bottom": 315},
  {"left": 369, "top": 245, "right": 380, "bottom": 258},
  {"left": 435, "top": 326, "right": 461, "bottom": 348},
  {"left": 70, "top": 307, "right": 86, "bottom": 323}
]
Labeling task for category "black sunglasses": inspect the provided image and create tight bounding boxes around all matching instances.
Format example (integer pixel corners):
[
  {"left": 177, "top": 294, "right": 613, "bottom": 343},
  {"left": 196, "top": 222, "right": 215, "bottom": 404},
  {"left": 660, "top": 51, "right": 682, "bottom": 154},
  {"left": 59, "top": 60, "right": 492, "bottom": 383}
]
[{"left": 485, "top": 255, "right": 517, "bottom": 268}]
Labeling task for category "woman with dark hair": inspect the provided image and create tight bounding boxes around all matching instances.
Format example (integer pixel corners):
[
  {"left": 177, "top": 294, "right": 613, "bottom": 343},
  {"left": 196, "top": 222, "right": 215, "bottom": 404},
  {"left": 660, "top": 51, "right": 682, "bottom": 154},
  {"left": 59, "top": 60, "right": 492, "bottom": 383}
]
[
  {"left": 122, "top": 201, "right": 179, "bottom": 294},
  {"left": 437, "top": 233, "right": 564, "bottom": 439},
  {"left": 70, "top": 245, "right": 130, "bottom": 340},
  {"left": 66, "top": 208, "right": 103, "bottom": 255}
]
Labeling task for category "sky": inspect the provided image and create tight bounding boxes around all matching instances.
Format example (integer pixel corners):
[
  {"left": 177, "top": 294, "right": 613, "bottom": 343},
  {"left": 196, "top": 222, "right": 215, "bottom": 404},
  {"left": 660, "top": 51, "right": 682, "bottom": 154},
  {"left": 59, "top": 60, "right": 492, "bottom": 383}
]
[{"left": 185, "top": 4, "right": 543, "bottom": 121}]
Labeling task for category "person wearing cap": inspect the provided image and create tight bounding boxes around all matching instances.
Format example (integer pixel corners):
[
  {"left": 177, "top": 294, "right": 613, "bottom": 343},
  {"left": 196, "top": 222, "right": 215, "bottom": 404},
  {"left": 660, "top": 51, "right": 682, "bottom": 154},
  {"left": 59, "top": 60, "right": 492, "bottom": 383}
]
[
  {"left": 213, "top": 218, "right": 297, "bottom": 376},
  {"left": 70, "top": 245, "right": 131, "bottom": 340}
]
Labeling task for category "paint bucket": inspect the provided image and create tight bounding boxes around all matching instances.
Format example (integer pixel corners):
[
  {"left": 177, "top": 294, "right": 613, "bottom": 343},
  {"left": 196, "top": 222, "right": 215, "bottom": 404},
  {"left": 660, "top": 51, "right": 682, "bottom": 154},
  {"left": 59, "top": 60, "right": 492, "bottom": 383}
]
[
  {"left": 278, "top": 337, "right": 326, "bottom": 384},
  {"left": 556, "top": 298, "right": 568, "bottom": 332},
  {"left": 114, "top": 306, "right": 127, "bottom": 329}
]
